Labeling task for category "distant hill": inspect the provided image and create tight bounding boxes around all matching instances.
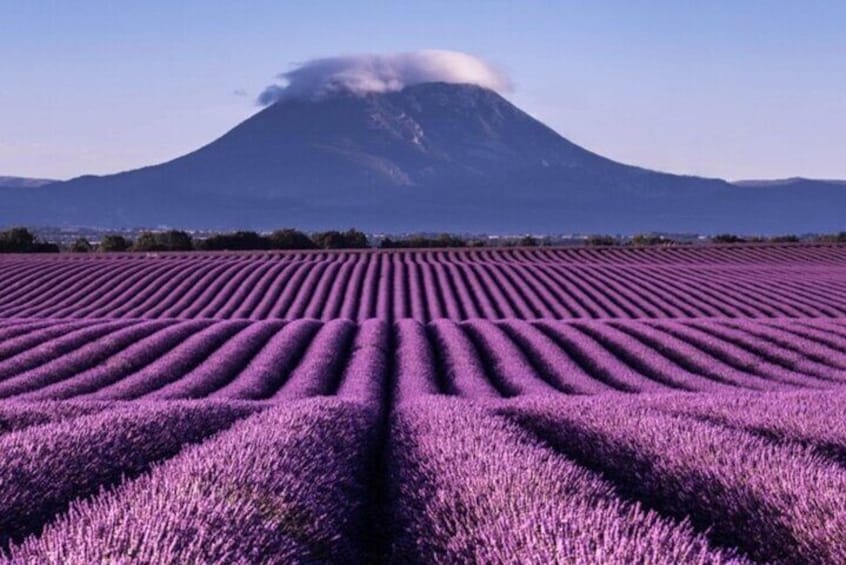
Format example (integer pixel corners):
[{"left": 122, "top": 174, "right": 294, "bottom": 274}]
[
  {"left": 2, "top": 83, "right": 844, "bottom": 233},
  {"left": 0, "top": 176, "right": 57, "bottom": 189},
  {"left": 734, "top": 177, "right": 846, "bottom": 188}
]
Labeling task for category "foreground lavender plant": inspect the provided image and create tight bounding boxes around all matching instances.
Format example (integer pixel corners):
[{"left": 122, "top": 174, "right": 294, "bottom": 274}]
[
  {"left": 645, "top": 389, "right": 846, "bottom": 463},
  {"left": 8, "top": 399, "right": 379, "bottom": 564},
  {"left": 388, "top": 397, "right": 742, "bottom": 564},
  {"left": 0, "top": 401, "right": 255, "bottom": 548},
  {"left": 0, "top": 401, "right": 114, "bottom": 434},
  {"left": 502, "top": 396, "right": 846, "bottom": 563}
]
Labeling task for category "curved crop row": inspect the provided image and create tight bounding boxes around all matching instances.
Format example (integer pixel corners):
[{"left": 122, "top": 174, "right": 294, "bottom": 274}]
[
  {"left": 3, "top": 243, "right": 843, "bottom": 267},
  {"left": 0, "top": 401, "right": 115, "bottom": 435},
  {"left": 0, "top": 318, "right": 842, "bottom": 401},
  {"left": 502, "top": 396, "right": 846, "bottom": 563},
  {"left": 644, "top": 389, "right": 846, "bottom": 464},
  {"left": 4, "top": 393, "right": 846, "bottom": 561},
  {"left": 0, "top": 401, "right": 256, "bottom": 549},
  {"left": 7, "top": 399, "right": 379, "bottom": 564},
  {"left": 1, "top": 248, "right": 844, "bottom": 320},
  {"left": 387, "top": 397, "right": 739, "bottom": 563}
]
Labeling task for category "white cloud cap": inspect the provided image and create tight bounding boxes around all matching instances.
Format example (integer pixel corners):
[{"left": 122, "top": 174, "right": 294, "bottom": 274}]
[{"left": 259, "top": 50, "right": 511, "bottom": 105}]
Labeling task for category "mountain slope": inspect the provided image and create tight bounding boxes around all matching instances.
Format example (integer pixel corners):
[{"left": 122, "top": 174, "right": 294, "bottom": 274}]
[
  {"left": 2, "top": 83, "right": 844, "bottom": 233},
  {"left": 734, "top": 177, "right": 846, "bottom": 188},
  {"left": 0, "top": 176, "right": 57, "bottom": 189}
]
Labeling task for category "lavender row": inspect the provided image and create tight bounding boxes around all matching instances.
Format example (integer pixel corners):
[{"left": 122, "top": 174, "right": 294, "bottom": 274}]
[
  {"left": 501, "top": 396, "right": 846, "bottom": 562},
  {"left": 0, "top": 319, "right": 138, "bottom": 381},
  {"left": 0, "top": 401, "right": 115, "bottom": 435},
  {"left": 1, "top": 243, "right": 841, "bottom": 271},
  {"left": 0, "top": 318, "right": 844, "bottom": 401},
  {"left": 0, "top": 401, "right": 256, "bottom": 548},
  {"left": 2, "top": 248, "right": 844, "bottom": 320},
  {"left": 643, "top": 389, "right": 846, "bottom": 464},
  {"left": 387, "top": 397, "right": 740, "bottom": 563},
  {"left": 7, "top": 399, "right": 378, "bottom": 564},
  {"left": 6, "top": 397, "right": 737, "bottom": 563},
  {"left": 8, "top": 392, "right": 846, "bottom": 562}
]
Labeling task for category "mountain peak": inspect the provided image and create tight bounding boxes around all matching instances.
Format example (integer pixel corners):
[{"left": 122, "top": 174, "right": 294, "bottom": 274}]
[
  {"left": 257, "top": 50, "right": 511, "bottom": 104},
  {"left": 3, "top": 80, "right": 845, "bottom": 234}
]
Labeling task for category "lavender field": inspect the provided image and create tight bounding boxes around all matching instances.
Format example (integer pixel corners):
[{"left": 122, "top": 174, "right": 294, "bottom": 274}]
[{"left": 1, "top": 244, "right": 845, "bottom": 563}]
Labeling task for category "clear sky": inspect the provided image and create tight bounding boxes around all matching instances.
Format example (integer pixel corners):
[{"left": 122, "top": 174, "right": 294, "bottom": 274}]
[{"left": 2, "top": 0, "right": 844, "bottom": 181}]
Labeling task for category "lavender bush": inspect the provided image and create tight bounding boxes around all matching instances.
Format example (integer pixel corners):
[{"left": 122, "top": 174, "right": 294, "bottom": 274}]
[
  {"left": 388, "top": 397, "right": 742, "bottom": 564},
  {"left": 7, "top": 399, "right": 378, "bottom": 564},
  {"left": 0, "top": 401, "right": 256, "bottom": 548},
  {"left": 502, "top": 396, "right": 846, "bottom": 562}
]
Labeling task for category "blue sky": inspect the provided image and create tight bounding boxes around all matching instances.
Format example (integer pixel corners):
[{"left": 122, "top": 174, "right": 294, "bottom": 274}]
[{"left": 2, "top": 1, "right": 844, "bottom": 180}]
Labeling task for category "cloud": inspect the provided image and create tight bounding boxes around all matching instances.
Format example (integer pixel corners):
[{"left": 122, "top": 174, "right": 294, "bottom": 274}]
[{"left": 258, "top": 50, "right": 511, "bottom": 105}]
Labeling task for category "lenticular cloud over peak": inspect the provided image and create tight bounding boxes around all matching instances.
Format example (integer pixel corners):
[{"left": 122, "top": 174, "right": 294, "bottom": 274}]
[{"left": 258, "top": 50, "right": 511, "bottom": 105}]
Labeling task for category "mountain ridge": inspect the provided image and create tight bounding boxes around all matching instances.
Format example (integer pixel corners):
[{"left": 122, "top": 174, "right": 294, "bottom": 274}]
[
  {"left": 733, "top": 177, "right": 846, "bottom": 188},
  {"left": 2, "top": 83, "right": 844, "bottom": 233},
  {"left": 0, "top": 176, "right": 57, "bottom": 189}
]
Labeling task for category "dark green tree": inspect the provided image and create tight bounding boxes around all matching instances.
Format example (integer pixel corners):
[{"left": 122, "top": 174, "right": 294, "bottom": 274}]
[
  {"left": 268, "top": 229, "right": 317, "bottom": 250},
  {"left": 340, "top": 229, "right": 369, "bottom": 249},
  {"left": 770, "top": 235, "right": 800, "bottom": 243},
  {"left": 198, "top": 231, "right": 269, "bottom": 251},
  {"left": 712, "top": 234, "right": 745, "bottom": 244},
  {"left": 70, "top": 238, "right": 93, "bottom": 253},
  {"left": 631, "top": 234, "right": 667, "bottom": 246},
  {"left": 0, "top": 227, "right": 36, "bottom": 252},
  {"left": 434, "top": 233, "right": 465, "bottom": 248},
  {"left": 132, "top": 230, "right": 193, "bottom": 252},
  {"left": 312, "top": 231, "right": 346, "bottom": 249},
  {"left": 586, "top": 235, "right": 617, "bottom": 247},
  {"left": 813, "top": 232, "right": 846, "bottom": 243},
  {"left": 312, "top": 229, "right": 369, "bottom": 249},
  {"left": 0, "top": 227, "right": 58, "bottom": 253},
  {"left": 99, "top": 235, "right": 131, "bottom": 252},
  {"left": 380, "top": 233, "right": 465, "bottom": 249}
]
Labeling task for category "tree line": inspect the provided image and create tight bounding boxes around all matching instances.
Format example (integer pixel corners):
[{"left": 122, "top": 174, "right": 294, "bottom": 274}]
[
  {"left": 584, "top": 233, "right": 846, "bottom": 247},
  {"left": 0, "top": 228, "right": 370, "bottom": 253},
  {"left": 1, "top": 227, "right": 845, "bottom": 253}
]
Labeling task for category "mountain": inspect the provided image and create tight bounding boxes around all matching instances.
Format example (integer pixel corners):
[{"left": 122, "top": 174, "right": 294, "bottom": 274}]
[
  {"left": 0, "top": 176, "right": 57, "bottom": 189},
  {"left": 2, "top": 83, "right": 844, "bottom": 233},
  {"left": 734, "top": 177, "right": 846, "bottom": 188}
]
